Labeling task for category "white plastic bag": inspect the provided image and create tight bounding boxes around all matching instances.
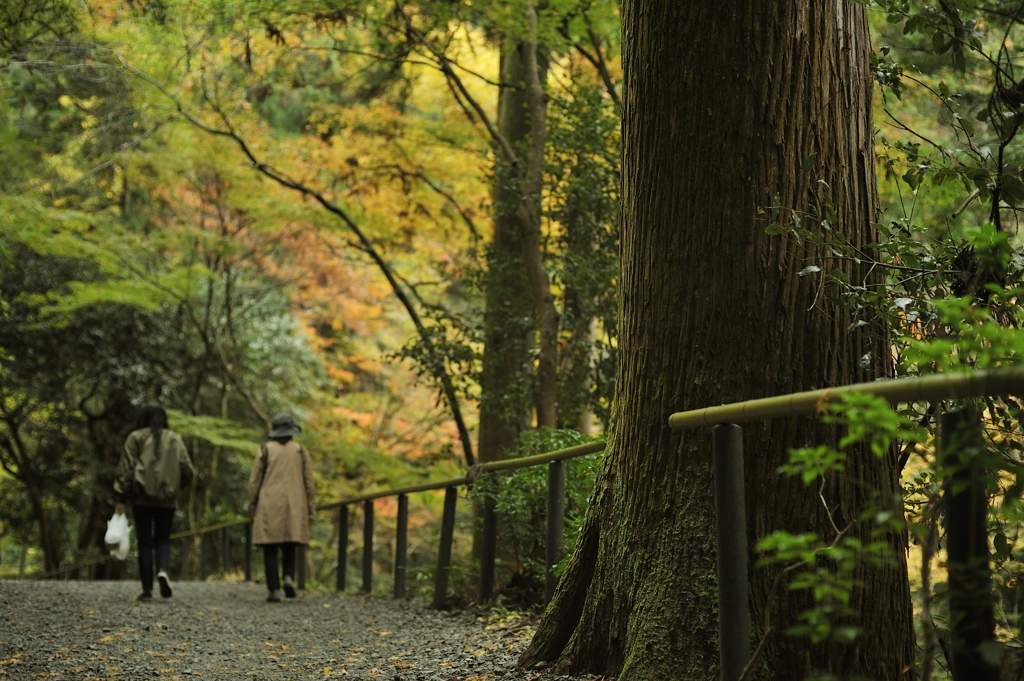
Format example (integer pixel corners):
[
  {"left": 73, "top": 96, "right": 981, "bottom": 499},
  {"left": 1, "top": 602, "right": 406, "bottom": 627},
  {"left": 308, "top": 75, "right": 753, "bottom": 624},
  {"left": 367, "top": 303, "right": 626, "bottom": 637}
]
[{"left": 104, "top": 512, "right": 131, "bottom": 561}]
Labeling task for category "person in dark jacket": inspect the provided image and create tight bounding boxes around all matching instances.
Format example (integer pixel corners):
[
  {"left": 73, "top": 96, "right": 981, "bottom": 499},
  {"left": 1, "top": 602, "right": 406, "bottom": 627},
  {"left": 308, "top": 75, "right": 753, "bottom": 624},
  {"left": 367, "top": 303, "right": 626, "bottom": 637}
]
[
  {"left": 114, "top": 404, "right": 194, "bottom": 601},
  {"left": 248, "top": 413, "right": 316, "bottom": 602}
]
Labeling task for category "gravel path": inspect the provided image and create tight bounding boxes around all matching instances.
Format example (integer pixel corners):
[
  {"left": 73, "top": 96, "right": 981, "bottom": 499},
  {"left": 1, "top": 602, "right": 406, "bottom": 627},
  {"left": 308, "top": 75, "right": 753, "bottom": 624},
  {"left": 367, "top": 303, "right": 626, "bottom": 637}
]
[{"left": 0, "top": 581, "right": 593, "bottom": 681}]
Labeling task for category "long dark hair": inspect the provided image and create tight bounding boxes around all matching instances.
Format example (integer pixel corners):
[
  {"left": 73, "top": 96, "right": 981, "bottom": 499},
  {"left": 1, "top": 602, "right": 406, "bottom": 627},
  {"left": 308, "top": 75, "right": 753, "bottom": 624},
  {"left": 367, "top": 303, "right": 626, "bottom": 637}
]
[{"left": 135, "top": 403, "right": 169, "bottom": 457}]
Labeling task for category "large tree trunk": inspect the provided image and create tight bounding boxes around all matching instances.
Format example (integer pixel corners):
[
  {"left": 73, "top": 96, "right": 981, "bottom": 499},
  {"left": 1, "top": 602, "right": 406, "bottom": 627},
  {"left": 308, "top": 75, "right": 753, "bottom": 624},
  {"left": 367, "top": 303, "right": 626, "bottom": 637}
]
[{"left": 519, "top": 2, "right": 916, "bottom": 679}]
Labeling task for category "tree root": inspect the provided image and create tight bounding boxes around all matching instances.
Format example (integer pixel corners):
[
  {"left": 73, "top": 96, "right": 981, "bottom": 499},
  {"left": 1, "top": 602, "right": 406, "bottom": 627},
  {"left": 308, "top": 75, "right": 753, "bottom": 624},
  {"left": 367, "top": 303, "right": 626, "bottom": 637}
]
[{"left": 516, "top": 503, "right": 601, "bottom": 669}]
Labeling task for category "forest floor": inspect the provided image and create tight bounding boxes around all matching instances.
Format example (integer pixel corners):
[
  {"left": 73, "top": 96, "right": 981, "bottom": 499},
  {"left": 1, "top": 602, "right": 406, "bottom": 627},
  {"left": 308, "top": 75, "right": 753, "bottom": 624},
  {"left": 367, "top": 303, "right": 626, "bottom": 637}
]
[{"left": 0, "top": 581, "right": 597, "bottom": 681}]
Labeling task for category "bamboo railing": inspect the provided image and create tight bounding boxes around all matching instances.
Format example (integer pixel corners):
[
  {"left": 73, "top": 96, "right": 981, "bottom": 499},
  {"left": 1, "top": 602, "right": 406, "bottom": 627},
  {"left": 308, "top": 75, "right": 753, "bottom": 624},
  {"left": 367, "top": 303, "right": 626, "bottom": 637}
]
[
  {"left": 35, "top": 367, "right": 1024, "bottom": 681},
  {"left": 41, "top": 441, "right": 607, "bottom": 607}
]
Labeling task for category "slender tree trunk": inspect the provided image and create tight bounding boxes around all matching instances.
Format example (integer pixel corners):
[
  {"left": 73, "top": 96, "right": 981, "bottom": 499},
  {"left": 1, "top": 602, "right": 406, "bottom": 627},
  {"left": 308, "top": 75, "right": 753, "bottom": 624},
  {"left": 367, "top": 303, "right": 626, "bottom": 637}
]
[
  {"left": 75, "top": 408, "right": 121, "bottom": 577},
  {"left": 557, "top": 291, "right": 596, "bottom": 431},
  {"left": 74, "top": 495, "right": 102, "bottom": 552},
  {"left": 203, "top": 385, "right": 229, "bottom": 518},
  {"left": 473, "top": 42, "right": 536, "bottom": 569},
  {"left": 25, "top": 473, "right": 60, "bottom": 574},
  {"left": 478, "top": 43, "right": 538, "bottom": 467},
  {"left": 520, "top": 2, "right": 915, "bottom": 679},
  {"left": 3, "top": 421, "right": 62, "bottom": 573},
  {"left": 516, "top": 8, "right": 558, "bottom": 429}
]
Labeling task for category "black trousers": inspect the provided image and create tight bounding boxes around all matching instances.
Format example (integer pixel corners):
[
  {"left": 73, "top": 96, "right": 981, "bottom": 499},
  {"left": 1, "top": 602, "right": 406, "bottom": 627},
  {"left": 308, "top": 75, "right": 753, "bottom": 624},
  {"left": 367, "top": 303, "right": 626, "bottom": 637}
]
[
  {"left": 132, "top": 505, "right": 175, "bottom": 594},
  {"left": 262, "top": 543, "right": 297, "bottom": 591}
]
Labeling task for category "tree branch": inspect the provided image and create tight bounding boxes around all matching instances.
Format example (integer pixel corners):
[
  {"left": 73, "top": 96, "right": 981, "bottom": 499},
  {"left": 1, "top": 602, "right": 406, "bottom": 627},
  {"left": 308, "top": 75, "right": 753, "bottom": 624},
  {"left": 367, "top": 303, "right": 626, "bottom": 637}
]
[
  {"left": 116, "top": 53, "right": 477, "bottom": 467},
  {"left": 558, "top": 14, "right": 621, "bottom": 111},
  {"left": 399, "top": 6, "right": 522, "bottom": 174},
  {"left": 362, "top": 160, "right": 482, "bottom": 245}
]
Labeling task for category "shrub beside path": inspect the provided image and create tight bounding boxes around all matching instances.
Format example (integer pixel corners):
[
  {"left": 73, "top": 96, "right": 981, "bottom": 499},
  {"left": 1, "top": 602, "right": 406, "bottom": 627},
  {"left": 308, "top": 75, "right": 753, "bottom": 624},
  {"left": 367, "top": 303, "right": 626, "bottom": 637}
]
[{"left": 0, "top": 581, "right": 595, "bottom": 681}]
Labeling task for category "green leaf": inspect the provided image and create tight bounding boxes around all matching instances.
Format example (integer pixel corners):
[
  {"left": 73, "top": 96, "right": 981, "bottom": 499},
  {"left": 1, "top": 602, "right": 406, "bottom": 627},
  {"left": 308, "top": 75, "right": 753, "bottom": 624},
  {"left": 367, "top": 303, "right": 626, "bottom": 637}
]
[
  {"left": 801, "top": 153, "right": 818, "bottom": 174},
  {"left": 994, "top": 532, "right": 1012, "bottom": 561},
  {"left": 959, "top": 116, "right": 975, "bottom": 138},
  {"left": 1001, "top": 175, "right": 1024, "bottom": 204},
  {"left": 779, "top": 445, "right": 846, "bottom": 485},
  {"left": 952, "top": 45, "right": 967, "bottom": 71}
]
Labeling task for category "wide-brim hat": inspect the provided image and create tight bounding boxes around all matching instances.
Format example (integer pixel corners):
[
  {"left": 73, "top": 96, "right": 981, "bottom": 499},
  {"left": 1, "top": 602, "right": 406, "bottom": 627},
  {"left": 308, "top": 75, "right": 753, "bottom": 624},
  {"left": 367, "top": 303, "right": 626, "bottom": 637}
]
[{"left": 269, "top": 412, "right": 302, "bottom": 439}]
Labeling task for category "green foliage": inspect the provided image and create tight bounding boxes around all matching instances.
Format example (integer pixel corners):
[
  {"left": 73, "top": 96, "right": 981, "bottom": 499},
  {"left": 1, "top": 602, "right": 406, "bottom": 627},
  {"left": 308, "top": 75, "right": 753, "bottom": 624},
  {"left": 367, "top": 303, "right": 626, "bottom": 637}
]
[
  {"left": 395, "top": 69, "right": 621, "bottom": 431},
  {"left": 165, "top": 411, "right": 263, "bottom": 453},
  {"left": 470, "top": 428, "right": 603, "bottom": 593},
  {"left": 0, "top": 0, "right": 624, "bottom": 598},
  {"left": 0, "top": 0, "right": 79, "bottom": 56},
  {"left": 546, "top": 75, "right": 620, "bottom": 429},
  {"left": 782, "top": 393, "right": 928, "bottom": 486},
  {"left": 903, "top": 294, "right": 1024, "bottom": 372},
  {"left": 762, "top": 393, "right": 922, "bottom": 646},
  {"left": 777, "top": 445, "right": 846, "bottom": 487},
  {"left": 762, "top": 8, "right": 1024, "bottom": 660},
  {"left": 0, "top": 5, "right": 329, "bottom": 573},
  {"left": 758, "top": 532, "right": 866, "bottom": 645},
  {"left": 393, "top": 284, "right": 484, "bottom": 406},
  {"left": 759, "top": 303, "right": 1024, "bottom": 671}
]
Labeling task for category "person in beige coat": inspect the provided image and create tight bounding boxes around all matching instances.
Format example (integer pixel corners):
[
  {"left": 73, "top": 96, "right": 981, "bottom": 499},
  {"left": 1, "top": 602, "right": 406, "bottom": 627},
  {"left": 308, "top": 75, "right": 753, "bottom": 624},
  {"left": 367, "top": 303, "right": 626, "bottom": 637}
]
[{"left": 248, "top": 412, "right": 316, "bottom": 602}]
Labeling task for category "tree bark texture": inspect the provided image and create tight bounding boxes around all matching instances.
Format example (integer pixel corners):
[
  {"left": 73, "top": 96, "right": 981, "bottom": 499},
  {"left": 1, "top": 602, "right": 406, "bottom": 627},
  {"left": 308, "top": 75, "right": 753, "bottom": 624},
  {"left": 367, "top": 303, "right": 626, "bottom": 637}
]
[
  {"left": 477, "top": 42, "right": 536, "bottom": 466},
  {"left": 515, "top": 7, "right": 559, "bottom": 430},
  {"left": 520, "top": 2, "right": 915, "bottom": 680}
]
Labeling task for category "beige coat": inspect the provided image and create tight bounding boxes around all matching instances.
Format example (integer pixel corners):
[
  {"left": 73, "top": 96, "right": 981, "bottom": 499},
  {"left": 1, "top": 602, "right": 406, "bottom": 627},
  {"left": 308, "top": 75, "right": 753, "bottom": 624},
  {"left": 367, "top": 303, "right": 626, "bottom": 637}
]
[{"left": 248, "top": 440, "right": 316, "bottom": 545}]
